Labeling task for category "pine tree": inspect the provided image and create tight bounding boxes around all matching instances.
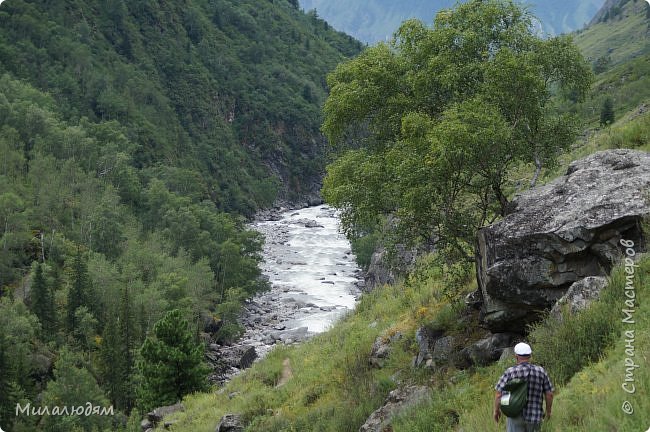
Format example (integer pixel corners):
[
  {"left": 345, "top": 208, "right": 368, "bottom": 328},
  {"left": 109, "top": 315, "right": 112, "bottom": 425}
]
[
  {"left": 67, "top": 249, "right": 91, "bottom": 333},
  {"left": 600, "top": 97, "right": 615, "bottom": 126},
  {"left": 29, "top": 262, "right": 55, "bottom": 336},
  {"left": 100, "top": 285, "right": 138, "bottom": 411},
  {"left": 0, "top": 330, "right": 18, "bottom": 431},
  {"left": 114, "top": 285, "right": 138, "bottom": 410},
  {"left": 137, "top": 309, "right": 209, "bottom": 411}
]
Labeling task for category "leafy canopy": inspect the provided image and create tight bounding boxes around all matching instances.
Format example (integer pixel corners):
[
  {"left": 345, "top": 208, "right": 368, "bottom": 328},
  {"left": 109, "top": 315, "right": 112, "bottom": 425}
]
[{"left": 322, "top": 0, "right": 592, "bottom": 260}]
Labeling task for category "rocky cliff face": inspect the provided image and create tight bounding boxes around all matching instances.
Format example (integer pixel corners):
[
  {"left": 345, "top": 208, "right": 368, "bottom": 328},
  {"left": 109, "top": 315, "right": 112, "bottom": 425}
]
[{"left": 476, "top": 149, "right": 650, "bottom": 332}]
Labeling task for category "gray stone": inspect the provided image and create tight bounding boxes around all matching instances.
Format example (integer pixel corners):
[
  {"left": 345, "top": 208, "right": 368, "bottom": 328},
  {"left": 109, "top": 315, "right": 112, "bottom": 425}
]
[
  {"left": 462, "top": 333, "right": 516, "bottom": 367},
  {"left": 412, "top": 326, "right": 445, "bottom": 368},
  {"left": 432, "top": 336, "right": 455, "bottom": 363},
  {"left": 141, "top": 418, "right": 153, "bottom": 431},
  {"left": 215, "top": 413, "right": 244, "bottom": 432},
  {"left": 364, "top": 245, "right": 418, "bottom": 292},
  {"left": 369, "top": 332, "right": 403, "bottom": 368},
  {"left": 144, "top": 402, "right": 184, "bottom": 431},
  {"left": 498, "top": 347, "right": 516, "bottom": 364},
  {"left": 359, "top": 386, "right": 431, "bottom": 432},
  {"left": 549, "top": 276, "right": 609, "bottom": 321},
  {"left": 476, "top": 150, "right": 650, "bottom": 332}
]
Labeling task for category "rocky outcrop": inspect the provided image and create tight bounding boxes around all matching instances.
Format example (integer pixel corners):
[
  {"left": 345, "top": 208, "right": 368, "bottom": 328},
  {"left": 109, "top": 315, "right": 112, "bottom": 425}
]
[
  {"left": 207, "top": 344, "right": 259, "bottom": 385},
  {"left": 476, "top": 150, "right": 650, "bottom": 332},
  {"left": 412, "top": 326, "right": 445, "bottom": 368},
  {"left": 215, "top": 413, "right": 244, "bottom": 432},
  {"left": 549, "top": 276, "right": 608, "bottom": 321},
  {"left": 141, "top": 403, "right": 184, "bottom": 431},
  {"left": 413, "top": 326, "right": 516, "bottom": 369},
  {"left": 364, "top": 245, "right": 418, "bottom": 292},
  {"left": 369, "top": 332, "right": 403, "bottom": 368},
  {"left": 359, "top": 386, "right": 431, "bottom": 432},
  {"left": 457, "top": 333, "right": 517, "bottom": 367}
]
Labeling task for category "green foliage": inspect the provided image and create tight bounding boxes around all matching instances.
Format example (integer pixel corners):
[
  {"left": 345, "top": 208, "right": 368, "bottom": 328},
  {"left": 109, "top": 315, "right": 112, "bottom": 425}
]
[
  {"left": 40, "top": 348, "right": 112, "bottom": 432},
  {"left": 0, "top": 329, "right": 22, "bottom": 432},
  {"left": 592, "top": 55, "right": 611, "bottom": 74},
  {"left": 600, "top": 96, "right": 615, "bottom": 126},
  {"left": 322, "top": 0, "right": 592, "bottom": 261},
  {"left": 28, "top": 262, "right": 55, "bottom": 336},
  {"left": 0, "top": 0, "right": 362, "bottom": 425},
  {"left": 137, "top": 309, "right": 210, "bottom": 412},
  {"left": 349, "top": 231, "right": 381, "bottom": 270},
  {"left": 599, "top": 112, "right": 650, "bottom": 150},
  {"left": 0, "top": 0, "right": 362, "bottom": 213},
  {"left": 67, "top": 250, "right": 93, "bottom": 334}
]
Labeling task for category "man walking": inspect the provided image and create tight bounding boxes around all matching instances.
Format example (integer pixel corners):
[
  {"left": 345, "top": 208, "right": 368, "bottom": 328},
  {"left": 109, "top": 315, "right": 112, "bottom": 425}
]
[{"left": 494, "top": 342, "right": 554, "bottom": 432}]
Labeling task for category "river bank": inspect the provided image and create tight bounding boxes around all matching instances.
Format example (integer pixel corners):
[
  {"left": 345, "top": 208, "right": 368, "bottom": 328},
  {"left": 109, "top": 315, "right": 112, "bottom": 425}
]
[{"left": 207, "top": 205, "right": 364, "bottom": 384}]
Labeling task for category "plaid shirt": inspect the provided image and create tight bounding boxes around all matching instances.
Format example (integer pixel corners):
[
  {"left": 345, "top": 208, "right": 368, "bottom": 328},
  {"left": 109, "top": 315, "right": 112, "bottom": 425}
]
[{"left": 495, "top": 362, "right": 554, "bottom": 423}]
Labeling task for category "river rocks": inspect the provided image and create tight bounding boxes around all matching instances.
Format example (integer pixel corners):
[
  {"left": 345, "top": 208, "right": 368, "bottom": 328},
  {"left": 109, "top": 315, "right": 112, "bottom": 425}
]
[
  {"left": 549, "top": 276, "right": 608, "bottom": 321},
  {"left": 205, "top": 205, "right": 362, "bottom": 387},
  {"left": 359, "top": 386, "right": 431, "bottom": 432},
  {"left": 291, "top": 218, "right": 325, "bottom": 228},
  {"left": 476, "top": 150, "right": 650, "bottom": 332},
  {"left": 206, "top": 345, "right": 259, "bottom": 385},
  {"left": 215, "top": 413, "right": 244, "bottom": 432}
]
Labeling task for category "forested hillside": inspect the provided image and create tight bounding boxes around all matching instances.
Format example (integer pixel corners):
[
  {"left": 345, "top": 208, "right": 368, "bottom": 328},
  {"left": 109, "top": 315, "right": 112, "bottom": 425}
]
[
  {"left": 0, "top": 0, "right": 362, "bottom": 214},
  {"left": 0, "top": 1, "right": 361, "bottom": 431},
  {"left": 300, "top": 0, "right": 605, "bottom": 43}
]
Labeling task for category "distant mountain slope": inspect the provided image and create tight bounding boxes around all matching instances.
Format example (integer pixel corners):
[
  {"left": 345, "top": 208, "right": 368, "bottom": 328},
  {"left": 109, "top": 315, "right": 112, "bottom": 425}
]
[
  {"left": 300, "top": 0, "right": 606, "bottom": 43},
  {"left": 567, "top": 0, "right": 650, "bottom": 126},
  {"left": 575, "top": 0, "right": 649, "bottom": 66},
  {"left": 0, "top": 0, "right": 362, "bottom": 214}
]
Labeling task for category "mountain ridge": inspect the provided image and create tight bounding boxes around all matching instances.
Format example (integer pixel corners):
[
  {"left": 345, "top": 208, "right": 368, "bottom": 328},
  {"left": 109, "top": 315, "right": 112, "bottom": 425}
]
[{"left": 299, "top": 0, "right": 606, "bottom": 43}]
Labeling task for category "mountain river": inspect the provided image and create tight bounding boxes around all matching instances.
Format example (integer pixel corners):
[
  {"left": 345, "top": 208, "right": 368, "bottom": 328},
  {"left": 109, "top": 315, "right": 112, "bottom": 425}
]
[{"left": 237, "top": 205, "right": 364, "bottom": 358}]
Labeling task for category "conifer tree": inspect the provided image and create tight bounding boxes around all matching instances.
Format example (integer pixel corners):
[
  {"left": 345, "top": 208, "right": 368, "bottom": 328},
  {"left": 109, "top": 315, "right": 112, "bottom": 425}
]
[
  {"left": 600, "top": 97, "right": 615, "bottom": 126},
  {"left": 29, "top": 262, "right": 55, "bottom": 336},
  {"left": 67, "top": 249, "right": 92, "bottom": 334},
  {"left": 137, "top": 309, "right": 209, "bottom": 411},
  {"left": 101, "top": 284, "right": 137, "bottom": 411},
  {"left": 0, "top": 330, "right": 20, "bottom": 431}
]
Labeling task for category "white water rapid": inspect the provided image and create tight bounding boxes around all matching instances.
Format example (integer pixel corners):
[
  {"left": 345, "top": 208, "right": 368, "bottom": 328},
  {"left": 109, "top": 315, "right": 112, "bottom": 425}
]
[{"left": 239, "top": 205, "right": 363, "bottom": 356}]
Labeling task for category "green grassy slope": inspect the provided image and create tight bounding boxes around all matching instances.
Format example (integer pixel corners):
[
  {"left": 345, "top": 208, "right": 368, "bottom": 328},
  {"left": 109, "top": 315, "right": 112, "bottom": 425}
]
[
  {"left": 160, "top": 227, "right": 649, "bottom": 432},
  {"left": 575, "top": 0, "right": 649, "bottom": 67},
  {"left": 564, "top": 0, "right": 650, "bottom": 131}
]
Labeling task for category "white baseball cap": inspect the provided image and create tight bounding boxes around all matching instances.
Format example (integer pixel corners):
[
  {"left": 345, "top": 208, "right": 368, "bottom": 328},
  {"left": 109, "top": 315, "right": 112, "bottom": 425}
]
[{"left": 514, "top": 342, "right": 532, "bottom": 356}]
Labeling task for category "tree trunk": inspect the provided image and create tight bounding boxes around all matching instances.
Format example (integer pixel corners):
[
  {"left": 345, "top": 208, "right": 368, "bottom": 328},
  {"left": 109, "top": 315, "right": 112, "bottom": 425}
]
[{"left": 530, "top": 156, "right": 543, "bottom": 188}]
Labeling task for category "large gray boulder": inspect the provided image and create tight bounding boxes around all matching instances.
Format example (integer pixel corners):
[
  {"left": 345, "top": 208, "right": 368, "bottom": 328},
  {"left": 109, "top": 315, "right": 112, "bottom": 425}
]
[
  {"left": 476, "top": 150, "right": 650, "bottom": 332},
  {"left": 364, "top": 246, "right": 417, "bottom": 292}
]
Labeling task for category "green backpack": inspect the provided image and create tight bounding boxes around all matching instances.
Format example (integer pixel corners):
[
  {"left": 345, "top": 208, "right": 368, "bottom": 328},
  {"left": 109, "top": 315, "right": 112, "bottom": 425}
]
[{"left": 500, "top": 365, "right": 530, "bottom": 418}]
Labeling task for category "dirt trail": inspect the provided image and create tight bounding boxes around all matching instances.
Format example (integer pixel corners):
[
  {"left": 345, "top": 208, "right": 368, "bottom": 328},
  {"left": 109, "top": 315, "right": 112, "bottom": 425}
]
[{"left": 276, "top": 358, "right": 293, "bottom": 387}]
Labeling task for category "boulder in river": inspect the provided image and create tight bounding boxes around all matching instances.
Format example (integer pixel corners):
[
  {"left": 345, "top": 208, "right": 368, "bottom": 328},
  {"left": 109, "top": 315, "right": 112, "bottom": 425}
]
[{"left": 476, "top": 149, "right": 650, "bottom": 332}]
